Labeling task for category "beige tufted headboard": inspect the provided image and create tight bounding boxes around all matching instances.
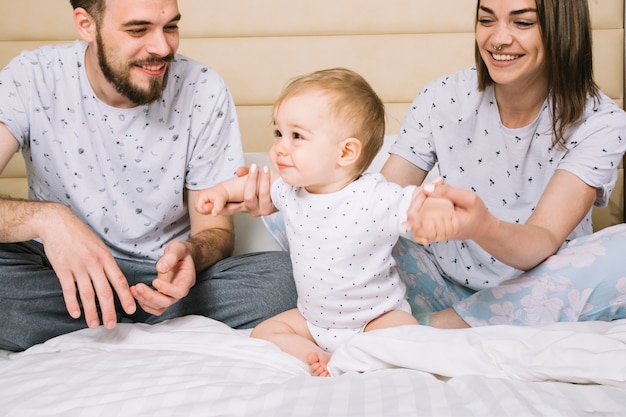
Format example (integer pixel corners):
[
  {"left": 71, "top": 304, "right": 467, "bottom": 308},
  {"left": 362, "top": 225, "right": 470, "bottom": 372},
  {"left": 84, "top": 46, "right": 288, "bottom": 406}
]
[{"left": 0, "top": 0, "right": 624, "bottom": 229}]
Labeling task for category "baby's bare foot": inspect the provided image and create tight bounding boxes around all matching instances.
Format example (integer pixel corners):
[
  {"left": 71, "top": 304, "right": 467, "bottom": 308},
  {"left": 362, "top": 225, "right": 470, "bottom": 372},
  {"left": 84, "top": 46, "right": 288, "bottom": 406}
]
[{"left": 306, "top": 352, "right": 331, "bottom": 377}]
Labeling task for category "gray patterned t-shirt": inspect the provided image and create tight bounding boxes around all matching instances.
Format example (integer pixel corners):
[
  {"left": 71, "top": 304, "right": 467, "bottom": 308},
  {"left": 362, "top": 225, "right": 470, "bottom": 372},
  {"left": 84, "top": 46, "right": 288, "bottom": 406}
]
[{"left": 0, "top": 41, "right": 244, "bottom": 261}]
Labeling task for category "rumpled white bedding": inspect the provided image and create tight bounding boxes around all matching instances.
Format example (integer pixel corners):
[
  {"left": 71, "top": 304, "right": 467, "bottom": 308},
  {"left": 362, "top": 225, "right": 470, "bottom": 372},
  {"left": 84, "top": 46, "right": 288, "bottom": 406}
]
[
  {"left": 329, "top": 320, "right": 626, "bottom": 387},
  {"left": 1, "top": 315, "right": 625, "bottom": 416}
]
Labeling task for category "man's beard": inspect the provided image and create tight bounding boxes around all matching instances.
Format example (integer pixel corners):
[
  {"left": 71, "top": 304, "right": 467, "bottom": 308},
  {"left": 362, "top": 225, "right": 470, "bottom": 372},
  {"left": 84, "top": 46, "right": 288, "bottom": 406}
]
[{"left": 96, "top": 32, "right": 172, "bottom": 105}]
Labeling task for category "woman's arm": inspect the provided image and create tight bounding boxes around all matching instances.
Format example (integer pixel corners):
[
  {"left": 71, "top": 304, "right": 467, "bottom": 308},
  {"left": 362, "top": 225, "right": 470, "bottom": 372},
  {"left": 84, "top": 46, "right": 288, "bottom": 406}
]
[{"left": 416, "top": 169, "right": 596, "bottom": 270}]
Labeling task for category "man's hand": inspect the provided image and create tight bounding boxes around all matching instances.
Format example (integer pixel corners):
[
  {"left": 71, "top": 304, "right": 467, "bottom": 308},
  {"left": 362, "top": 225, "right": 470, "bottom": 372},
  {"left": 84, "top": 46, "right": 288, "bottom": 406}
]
[
  {"left": 39, "top": 204, "right": 137, "bottom": 329},
  {"left": 130, "top": 240, "right": 196, "bottom": 316}
]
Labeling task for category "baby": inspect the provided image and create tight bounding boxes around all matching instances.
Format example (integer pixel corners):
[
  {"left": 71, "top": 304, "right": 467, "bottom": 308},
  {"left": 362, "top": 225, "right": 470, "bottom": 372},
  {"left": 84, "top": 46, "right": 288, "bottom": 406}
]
[{"left": 196, "top": 68, "right": 455, "bottom": 376}]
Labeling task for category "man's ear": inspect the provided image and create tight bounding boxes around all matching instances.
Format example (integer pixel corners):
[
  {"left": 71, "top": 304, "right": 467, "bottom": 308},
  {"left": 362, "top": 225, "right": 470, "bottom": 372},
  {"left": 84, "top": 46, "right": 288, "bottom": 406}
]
[
  {"left": 73, "top": 8, "right": 97, "bottom": 42},
  {"left": 337, "top": 137, "right": 362, "bottom": 167}
]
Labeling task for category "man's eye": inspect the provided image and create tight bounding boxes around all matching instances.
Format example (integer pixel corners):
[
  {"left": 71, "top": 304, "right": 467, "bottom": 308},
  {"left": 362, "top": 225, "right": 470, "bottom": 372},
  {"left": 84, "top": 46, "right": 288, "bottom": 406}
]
[{"left": 127, "top": 28, "right": 147, "bottom": 35}]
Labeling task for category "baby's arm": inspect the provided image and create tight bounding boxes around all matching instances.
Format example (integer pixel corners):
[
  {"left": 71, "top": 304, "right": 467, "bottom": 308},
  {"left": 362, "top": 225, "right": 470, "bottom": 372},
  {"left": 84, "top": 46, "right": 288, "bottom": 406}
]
[
  {"left": 195, "top": 175, "right": 248, "bottom": 216},
  {"left": 195, "top": 164, "right": 279, "bottom": 216}
]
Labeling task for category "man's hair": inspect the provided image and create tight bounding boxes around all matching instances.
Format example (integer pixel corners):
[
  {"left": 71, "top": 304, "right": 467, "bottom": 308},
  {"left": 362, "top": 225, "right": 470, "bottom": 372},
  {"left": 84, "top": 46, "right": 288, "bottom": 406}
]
[
  {"left": 475, "top": 0, "right": 599, "bottom": 147},
  {"left": 69, "top": 0, "right": 106, "bottom": 23},
  {"left": 274, "top": 68, "right": 386, "bottom": 175}
]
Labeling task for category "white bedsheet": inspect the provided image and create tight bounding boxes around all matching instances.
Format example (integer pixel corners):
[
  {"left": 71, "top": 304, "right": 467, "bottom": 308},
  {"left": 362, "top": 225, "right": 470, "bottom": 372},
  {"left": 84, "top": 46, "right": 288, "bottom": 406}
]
[{"left": 1, "top": 316, "right": 625, "bottom": 416}]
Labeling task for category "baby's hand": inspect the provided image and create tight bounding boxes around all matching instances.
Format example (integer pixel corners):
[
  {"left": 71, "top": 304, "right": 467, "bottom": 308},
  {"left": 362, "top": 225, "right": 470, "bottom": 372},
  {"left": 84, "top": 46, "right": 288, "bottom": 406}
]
[
  {"left": 412, "top": 197, "right": 457, "bottom": 245},
  {"left": 195, "top": 184, "right": 230, "bottom": 216},
  {"left": 405, "top": 179, "right": 459, "bottom": 245}
]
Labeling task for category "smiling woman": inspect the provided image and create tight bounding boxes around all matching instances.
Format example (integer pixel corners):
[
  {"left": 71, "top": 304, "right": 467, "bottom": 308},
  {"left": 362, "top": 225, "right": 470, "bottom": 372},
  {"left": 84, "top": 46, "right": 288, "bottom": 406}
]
[
  {"left": 475, "top": 1, "right": 549, "bottom": 129},
  {"left": 381, "top": 0, "right": 626, "bottom": 329}
]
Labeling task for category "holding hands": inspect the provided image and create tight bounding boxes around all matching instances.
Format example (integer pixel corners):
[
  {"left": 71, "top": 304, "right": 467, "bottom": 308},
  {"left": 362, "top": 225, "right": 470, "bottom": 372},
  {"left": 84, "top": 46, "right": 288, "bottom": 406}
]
[
  {"left": 196, "top": 163, "right": 278, "bottom": 218},
  {"left": 213, "top": 164, "right": 275, "bottom": 217},
  {"left": 405, "top": 178, "right": 491, "bottom": 245}
]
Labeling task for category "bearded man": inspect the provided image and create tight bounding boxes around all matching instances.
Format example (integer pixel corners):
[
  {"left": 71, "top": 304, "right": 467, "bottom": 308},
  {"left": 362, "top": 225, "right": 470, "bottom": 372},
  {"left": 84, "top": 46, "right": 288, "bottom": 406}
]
[{"left": 0, "top": 0, "right": 296, "bottom": 352}]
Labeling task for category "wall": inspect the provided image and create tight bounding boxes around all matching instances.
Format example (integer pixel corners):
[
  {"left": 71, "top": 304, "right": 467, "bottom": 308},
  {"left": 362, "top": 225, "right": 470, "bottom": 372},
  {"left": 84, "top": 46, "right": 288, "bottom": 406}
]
[{"left": 0, "top": 0, "right": 624, "bottom": 227}]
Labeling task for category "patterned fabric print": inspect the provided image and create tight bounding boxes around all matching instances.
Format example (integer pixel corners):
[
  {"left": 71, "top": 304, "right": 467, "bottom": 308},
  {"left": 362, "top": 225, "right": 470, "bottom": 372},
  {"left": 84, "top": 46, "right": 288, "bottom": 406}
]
[
  {"left": 389, "top": 68, "right": 626, "bottom": 290},
  {"left": 262, "top": 212, "right": 289, "bottom": 251},
  {"left": 455, "top": 223, "right": 626, "bottom": 326},
  {"left": 0, "top": 42, "right": 243, "bottom": 261},
  {"left": 264, "top": 212, "right": 478, "bottom": 315},
  {"left": 270, "top": 173, "right": 414, "bottom": 330},
  {"left": 392, "top": 236, "right": 475, "bottom": 314},
  {"left": 264, "top": 212, "right": 626, "bottom": 326}
]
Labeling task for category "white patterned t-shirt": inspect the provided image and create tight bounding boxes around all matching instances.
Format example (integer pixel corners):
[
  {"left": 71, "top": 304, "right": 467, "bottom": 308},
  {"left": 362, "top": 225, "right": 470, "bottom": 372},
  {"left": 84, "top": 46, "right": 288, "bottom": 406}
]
[
  {"left": 0, "top": 41, "right": 244, "bottom": 260},
  {"left": 390, "top": 67, "right": 626, "bottom": 289}
]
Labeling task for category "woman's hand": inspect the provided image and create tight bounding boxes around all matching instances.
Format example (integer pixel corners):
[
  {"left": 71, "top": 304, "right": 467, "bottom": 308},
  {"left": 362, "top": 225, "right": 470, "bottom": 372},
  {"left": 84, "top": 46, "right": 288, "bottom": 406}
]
[
  {"left": 405, "top": 180, "right": 494, "bottom": 244},
  {"left": 220, "top": 164, "right": 275, "bottom": 216}
]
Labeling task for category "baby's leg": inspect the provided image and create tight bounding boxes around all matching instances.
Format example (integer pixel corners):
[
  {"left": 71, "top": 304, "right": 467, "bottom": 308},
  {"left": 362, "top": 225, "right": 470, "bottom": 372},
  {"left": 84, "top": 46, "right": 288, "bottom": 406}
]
[
  {"left": 251, "top": 308, "right": 330, "bottom": 376},
  {"left": 364, "top": 309, "right": 418, "bottom": 332}
]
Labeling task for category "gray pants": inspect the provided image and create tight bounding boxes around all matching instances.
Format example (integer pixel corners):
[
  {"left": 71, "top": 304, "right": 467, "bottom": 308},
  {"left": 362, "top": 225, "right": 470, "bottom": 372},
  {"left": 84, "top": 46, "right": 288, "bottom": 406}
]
[{"left": 0, "top": 241, "right": 297, "bottom": 351}]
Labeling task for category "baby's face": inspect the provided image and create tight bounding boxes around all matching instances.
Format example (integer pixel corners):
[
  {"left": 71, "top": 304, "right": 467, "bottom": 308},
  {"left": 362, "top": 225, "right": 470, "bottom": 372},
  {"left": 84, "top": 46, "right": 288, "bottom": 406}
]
[{"left": 270, "top": 91, "right": 349, "bottom": 194}]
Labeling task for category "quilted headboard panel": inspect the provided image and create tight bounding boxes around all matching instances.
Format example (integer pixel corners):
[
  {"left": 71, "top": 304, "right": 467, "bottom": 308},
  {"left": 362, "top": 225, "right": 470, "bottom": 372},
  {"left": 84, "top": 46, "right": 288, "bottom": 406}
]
[{"left": 0, "top": 0, "right": 624, "bottom": 228}]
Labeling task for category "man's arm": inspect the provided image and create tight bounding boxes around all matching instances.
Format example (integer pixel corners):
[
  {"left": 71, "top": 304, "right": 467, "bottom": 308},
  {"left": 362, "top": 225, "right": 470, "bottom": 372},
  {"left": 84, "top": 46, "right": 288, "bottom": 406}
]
[
  {"left": 187, "top": 188, "right": 236, "bottom": 270},
  {"left": 129, "top": 187, "right": 236, "bottom": 315},
  {"left": 0, "top": 123, "right": 137, "bottom": 328}
]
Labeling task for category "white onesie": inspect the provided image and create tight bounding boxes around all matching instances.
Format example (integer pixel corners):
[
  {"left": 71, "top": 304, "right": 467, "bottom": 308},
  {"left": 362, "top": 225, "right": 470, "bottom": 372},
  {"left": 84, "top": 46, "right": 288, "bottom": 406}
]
[{"left": 271, "top": 173, "right": 415, "bottom": 352}]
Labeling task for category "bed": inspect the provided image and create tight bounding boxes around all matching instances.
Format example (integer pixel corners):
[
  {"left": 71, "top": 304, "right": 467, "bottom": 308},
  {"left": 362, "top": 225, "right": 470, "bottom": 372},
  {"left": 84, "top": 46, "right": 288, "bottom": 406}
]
[
  {"left": 1, "top": 315, "right": 625, "bottom": 416},
  {"left": 2, "top": 143, "right": 626, "bottom": 416},
  {"left": 1, "top": 1, "right": 626, "bottom": 416}
]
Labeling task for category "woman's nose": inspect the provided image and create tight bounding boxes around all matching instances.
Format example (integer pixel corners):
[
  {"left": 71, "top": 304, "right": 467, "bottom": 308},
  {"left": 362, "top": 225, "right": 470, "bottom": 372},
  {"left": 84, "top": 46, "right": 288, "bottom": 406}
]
[{"left": 491, "top": 23, "right": 513, "bottom": 49}]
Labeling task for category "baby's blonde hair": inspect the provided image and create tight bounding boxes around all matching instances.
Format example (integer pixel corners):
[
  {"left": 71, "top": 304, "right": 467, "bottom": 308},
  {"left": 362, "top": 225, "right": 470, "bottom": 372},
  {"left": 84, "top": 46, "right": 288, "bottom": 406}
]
[{"left": 274, "top": 68, "right": 385, "bottom": 174}]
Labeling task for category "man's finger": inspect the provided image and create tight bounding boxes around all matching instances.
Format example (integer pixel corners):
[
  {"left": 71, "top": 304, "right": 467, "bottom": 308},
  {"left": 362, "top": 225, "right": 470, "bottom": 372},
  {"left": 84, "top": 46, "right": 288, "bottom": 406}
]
[
  {"left": 73, "top": 275, "right": 100, "bottom": 328},
  {"left": 105, "top": 263, "right": 136, "bottom": 316}
]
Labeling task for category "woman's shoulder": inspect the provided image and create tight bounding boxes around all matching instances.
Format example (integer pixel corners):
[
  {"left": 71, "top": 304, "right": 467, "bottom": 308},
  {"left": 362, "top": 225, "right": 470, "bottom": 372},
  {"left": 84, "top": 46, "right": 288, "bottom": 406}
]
[
  {"left": 421, "top": 67, "right": 478, "bottom": 93},
  {"left": 413, "top": 67, "right": 486, "bottom": 116},
  {"left": 586, "top": 90, "right": 626, "bottom": 118},
  {"left": 575, "top": 90, "right": 626, "bottom": 138},
  {"left": 415, "top": 67, "right": 483, "bottom": 109}
]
